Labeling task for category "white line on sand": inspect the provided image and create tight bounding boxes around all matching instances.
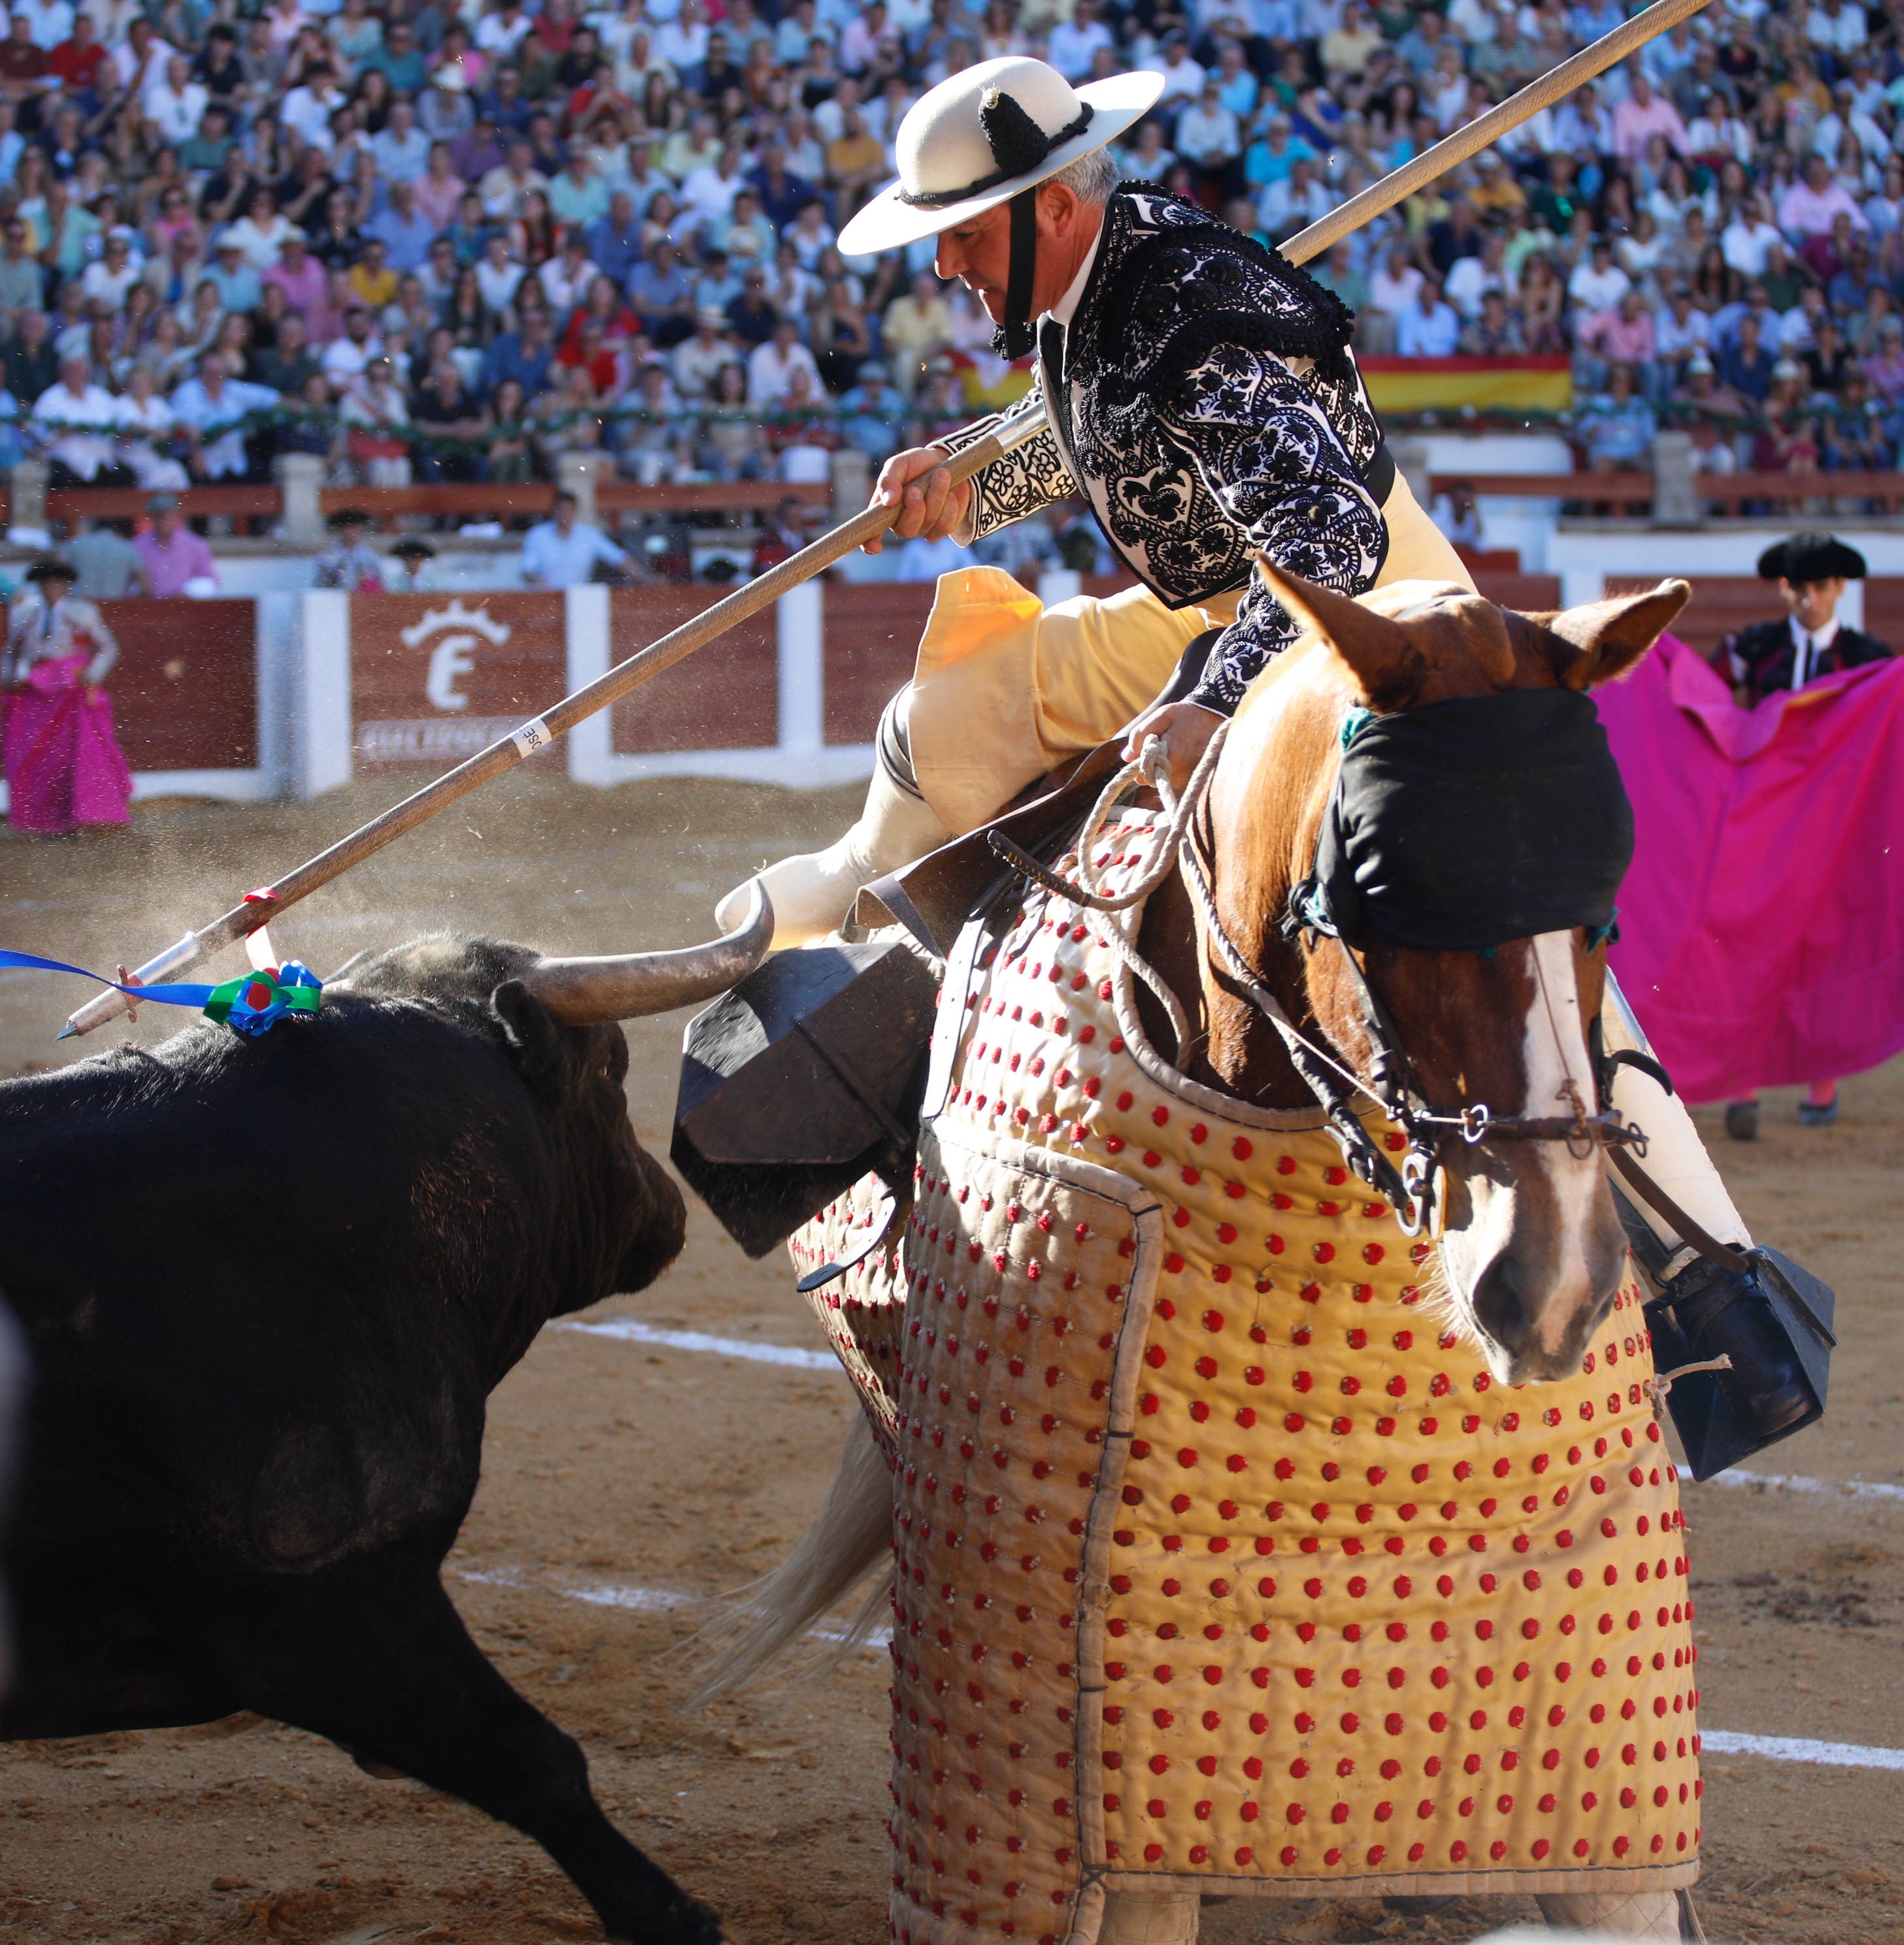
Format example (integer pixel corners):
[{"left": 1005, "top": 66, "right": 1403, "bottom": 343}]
[
  {"left": 461, "top": 1565, "right": 692, "bottom": 1612},
  {"left": 1701, "top": 1731, "right": 1904, "bottom": 1772},
  {"left": 1701, "top": 1467, "right": 1904, "bottom": 1504},
  {"left": 562, "top": 1322, "right": 1904, "bottom": 1514},
  {"left": 456, "top": 1567, "right": 882, "bottom": 1645},
  {"left": 557, "top": 1317, "right": 838, "bottom": 1370}
]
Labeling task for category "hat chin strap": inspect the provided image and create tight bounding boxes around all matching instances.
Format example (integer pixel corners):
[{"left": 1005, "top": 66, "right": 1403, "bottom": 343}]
[{"left": 994, "top": 186, "right": 1038, "bottom": 362}]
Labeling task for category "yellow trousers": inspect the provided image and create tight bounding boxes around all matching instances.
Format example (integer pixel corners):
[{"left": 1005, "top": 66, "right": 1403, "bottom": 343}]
[{"left": 907, "top": 471, "right": 1475, "bottom": 833}]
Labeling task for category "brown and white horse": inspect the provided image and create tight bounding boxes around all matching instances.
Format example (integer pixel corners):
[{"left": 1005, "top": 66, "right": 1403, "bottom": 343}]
[
  {"left": 705, "top": 574, "right": 1694, "bottom": 1941},
  {"left": 1137, "top": 567, "right": 1688, "bottom": 1389}
]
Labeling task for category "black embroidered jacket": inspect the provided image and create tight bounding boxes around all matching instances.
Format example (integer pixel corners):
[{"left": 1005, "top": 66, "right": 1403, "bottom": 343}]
[
  {"left": 956, "top": 186, "right": 1390, "bottom": 714},
  {"left": 1722, "top": 616, "right": 1892, "bottom": 706}
]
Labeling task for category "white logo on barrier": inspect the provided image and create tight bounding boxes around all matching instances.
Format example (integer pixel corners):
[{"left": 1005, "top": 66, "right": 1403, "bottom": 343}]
[{"left": 399, "top": 599, "right": 514, "bottom": 713}]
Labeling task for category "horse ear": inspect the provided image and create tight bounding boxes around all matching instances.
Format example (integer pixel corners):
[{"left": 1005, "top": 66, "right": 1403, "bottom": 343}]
[
  {"left": 1257, "top": 561, "right": 1414, "bottom": 703},
  {"left": 1538, "top": 580, "right": 1690, "bottom": 690}
]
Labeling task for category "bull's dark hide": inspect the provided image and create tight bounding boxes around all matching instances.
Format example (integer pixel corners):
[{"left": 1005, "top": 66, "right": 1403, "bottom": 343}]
[
  {"left": 0, "top": 1297, "right": 22, "bottom": 1702},
  {"left": 0, "top": 935, "right": 723, "bottom": 1943}
]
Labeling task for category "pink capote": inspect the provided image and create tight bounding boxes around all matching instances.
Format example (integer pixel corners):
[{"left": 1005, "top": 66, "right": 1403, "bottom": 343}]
[
  {"left": 1596, "top": 629, "right": 1904, "bottom": 1103},
  {"left": 1, "top": 652, "right": 132, "bottom": 835}
]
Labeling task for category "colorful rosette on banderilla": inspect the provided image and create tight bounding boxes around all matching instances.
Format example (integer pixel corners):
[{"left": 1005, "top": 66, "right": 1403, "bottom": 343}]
[
  {"left": 200, "top": 962, "right": 323, "bottom": 1038},
  {"left": 0, "top": 950, "right": 324, "bottom": 1039}
]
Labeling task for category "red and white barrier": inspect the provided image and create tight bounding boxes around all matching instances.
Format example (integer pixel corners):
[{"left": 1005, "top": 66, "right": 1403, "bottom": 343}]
[
  {"left": 294, "top": 580, "right": 927, "bottom": 798},
  {"left": 10, "top": 557, "right": 1901, "bottom": 808}
]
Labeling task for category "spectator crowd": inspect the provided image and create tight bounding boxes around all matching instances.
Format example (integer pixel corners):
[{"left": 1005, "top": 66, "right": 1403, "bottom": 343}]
[
  {"left": 1281, "top": 0, "right": 1904, "bottom": 482},
  {"left": 0, "top": 0, "right": 1899, "bottom": 515}
]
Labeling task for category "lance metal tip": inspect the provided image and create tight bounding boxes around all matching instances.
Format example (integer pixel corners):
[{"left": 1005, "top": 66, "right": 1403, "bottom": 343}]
[{"left": 56, "top": 930, "right": 207, "bottom": 1042}]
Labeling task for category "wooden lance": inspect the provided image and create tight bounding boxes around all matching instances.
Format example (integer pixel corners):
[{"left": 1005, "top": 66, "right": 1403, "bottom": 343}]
[{"left": 62, "top": 0, "right": 1713, "bottom": 1040}]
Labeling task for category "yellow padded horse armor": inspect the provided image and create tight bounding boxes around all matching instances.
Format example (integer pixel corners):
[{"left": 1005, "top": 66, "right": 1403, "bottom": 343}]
[{"left": 792, "top": 811, "right": 1701, "bottom": 1945}]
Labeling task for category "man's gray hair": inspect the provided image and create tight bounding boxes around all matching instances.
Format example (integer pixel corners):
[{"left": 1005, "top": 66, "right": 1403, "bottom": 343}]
[{"left": 1047, "top": 142, "right": 1118, "bottom": 206}]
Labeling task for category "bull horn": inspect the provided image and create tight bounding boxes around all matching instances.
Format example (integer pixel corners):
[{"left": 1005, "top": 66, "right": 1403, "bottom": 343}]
[{"left": 522, "top": 882, "right": 773, "bottom": 1023}]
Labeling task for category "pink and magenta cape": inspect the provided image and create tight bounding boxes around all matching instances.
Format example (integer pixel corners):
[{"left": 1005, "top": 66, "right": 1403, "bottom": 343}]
[
  {"left": 1597, "top": 631, "right": 1904, "bottom": 1102},
  {"left": 2, "top": 652, "right": 132, "bottom": 835}
]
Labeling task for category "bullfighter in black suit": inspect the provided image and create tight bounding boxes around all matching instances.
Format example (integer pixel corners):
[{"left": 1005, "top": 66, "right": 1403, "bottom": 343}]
[
  {"left": 1720, "top": 531, "right": 1892, "bottom": 1135},
  {"left": 1724, "top": 532, "right": 1893, "bottom": 709}
]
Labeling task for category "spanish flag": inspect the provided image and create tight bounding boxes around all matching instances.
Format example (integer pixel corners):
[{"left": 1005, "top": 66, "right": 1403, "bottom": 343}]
[{"left": 1360, "top": 355, "right": 1571, "bottom": 416}]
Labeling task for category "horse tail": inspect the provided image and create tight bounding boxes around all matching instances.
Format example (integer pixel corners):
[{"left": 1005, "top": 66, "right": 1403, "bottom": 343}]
[{"left": 688, "top": 1408, "right": 892, "bottom": 1704}]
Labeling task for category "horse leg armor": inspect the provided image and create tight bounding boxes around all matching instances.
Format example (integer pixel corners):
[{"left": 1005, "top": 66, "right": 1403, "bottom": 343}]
[
  {"left": 717, "top": 691, "right": 951, "bottom": 950},
  {"left": 1095, "top": 1889, "right": 1686, "bottom": 1942},
  {"left": 1097, "top": 1892, "right": 1200, "bottom": 1944},
  {"left": 1097, "top": 1889, "right": 1690, "bottom": 1941},
  {"left": 1597, "top": 977, "right": 1751, "bottom": 1269},
  {"left": 1536, "top": 1889, "right": 1682, "bottom": 1938}
]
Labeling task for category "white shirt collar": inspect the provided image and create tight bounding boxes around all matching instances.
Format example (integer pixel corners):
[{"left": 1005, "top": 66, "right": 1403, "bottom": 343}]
[
  {"left": 1044, "top": 215, "right": 1106, "bottom": 333},
  {"left": 1790, "top": 610, "right": 1841, "bottom": 688},
  {"left": 1790, "top": 612, "right": 1841, "bottom": 651}
]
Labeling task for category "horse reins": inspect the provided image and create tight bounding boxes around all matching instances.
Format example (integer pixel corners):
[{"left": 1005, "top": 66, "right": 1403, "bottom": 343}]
[
  {"left": 1181, "top": 815, "right": 1648, "bottom": 1237},
  {"left": 992, "top": 723, "right": 1649, "bottom": 1240}
]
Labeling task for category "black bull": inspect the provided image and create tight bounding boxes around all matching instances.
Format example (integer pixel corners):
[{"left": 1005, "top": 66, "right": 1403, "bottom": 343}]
[{"left": 0, "top": 937, "right": 726, "bottom": 1944}]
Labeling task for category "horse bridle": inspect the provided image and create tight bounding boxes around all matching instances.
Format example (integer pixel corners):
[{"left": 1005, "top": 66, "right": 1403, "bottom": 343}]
[
  {"left": 1178, "top": 815, "right": 1652, "bottom": 1237},
  {"left": 991, "top": 722, "right": 1650, "bottom": 1240}
]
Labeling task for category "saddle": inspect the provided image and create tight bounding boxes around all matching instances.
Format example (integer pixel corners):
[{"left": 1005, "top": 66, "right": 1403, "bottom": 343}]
[
  {"left": 857, "top": 625, "right": 1222, "bottom": 956},
  {"left": 856, "top": 738, "right": 1129, "bottom": 956}
]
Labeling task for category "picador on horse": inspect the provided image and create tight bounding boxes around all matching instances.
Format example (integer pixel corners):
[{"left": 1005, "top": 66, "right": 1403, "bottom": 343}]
[{"left": 685, "top": 57, "right": 1837, "bottom": 1945}]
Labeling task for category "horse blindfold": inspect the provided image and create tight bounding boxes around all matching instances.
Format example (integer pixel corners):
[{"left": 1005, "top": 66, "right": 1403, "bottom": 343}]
[{"left": 1292, "top": 689, "right": 1633, "bottom": 954}]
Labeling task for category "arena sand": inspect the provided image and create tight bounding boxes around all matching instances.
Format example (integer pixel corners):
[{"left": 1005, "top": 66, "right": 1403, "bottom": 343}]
[{"left": 0, "top": 772, "right": 1899, "bottom": 1945}]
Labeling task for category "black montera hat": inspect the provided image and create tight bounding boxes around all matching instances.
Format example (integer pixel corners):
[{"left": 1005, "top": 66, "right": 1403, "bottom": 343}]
[
  {"left": 25, "top": 556, "right": 76, "bottom": 582},
  {"left": 1757, "top": 532, "right": 1867, "bottom": 582}
]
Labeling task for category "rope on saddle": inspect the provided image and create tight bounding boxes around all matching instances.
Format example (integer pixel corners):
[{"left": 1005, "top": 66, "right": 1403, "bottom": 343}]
[
  {"left": 987, "top": 725, "right": 1226, "bottom": 914},
  {"left": 1642, "top": 1353, "right": 1735, "bottom": 1420},
  {"left": 986, "top": 725, "right": 1231, "bottom": 1062}
]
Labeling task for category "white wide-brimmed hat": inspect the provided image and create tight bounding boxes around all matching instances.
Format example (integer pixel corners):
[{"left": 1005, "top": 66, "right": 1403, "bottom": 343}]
[{"left": 839, "top": 56, "right": 1164, "bottom": 256}]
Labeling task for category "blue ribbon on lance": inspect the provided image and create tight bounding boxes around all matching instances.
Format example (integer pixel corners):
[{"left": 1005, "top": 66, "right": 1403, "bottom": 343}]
[{"left": 0, "top": 951, "right": 322, "bottom": 1039}]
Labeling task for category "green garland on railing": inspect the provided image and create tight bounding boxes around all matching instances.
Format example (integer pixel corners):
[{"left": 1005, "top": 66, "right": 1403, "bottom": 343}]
[
  {"left": 1384, "top": 398, "right": 1902, "bottom": 442},
  {"left": 27, "top": 397, "right": 884, "bottom": 465},
  {"left": 1383, "top": 407, "right": 1575, "bottom": 432}
]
